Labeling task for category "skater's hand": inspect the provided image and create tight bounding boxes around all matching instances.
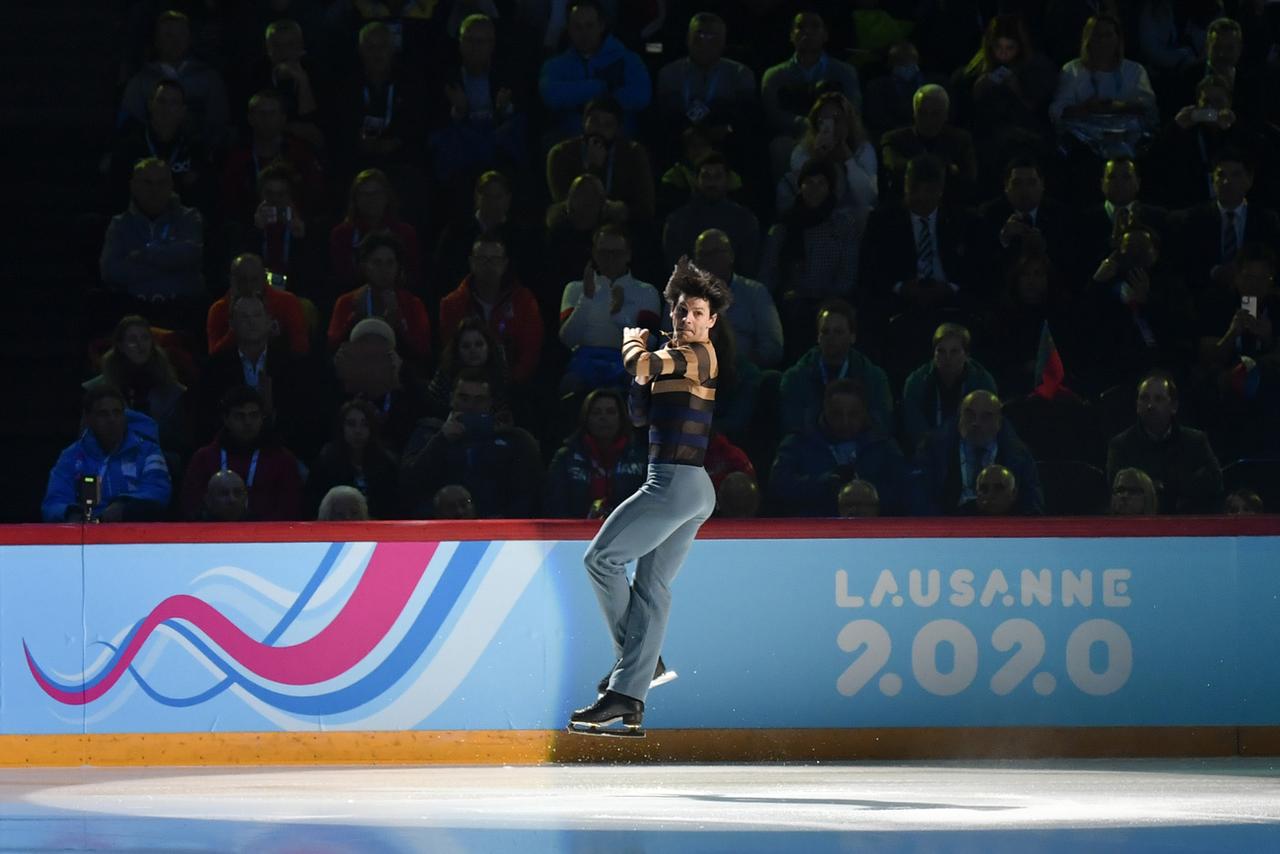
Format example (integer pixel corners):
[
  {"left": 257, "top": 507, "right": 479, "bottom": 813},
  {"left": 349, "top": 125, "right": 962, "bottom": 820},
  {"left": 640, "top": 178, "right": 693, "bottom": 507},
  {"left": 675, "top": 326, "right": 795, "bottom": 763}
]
[{"left": 622, "top": 326, "right": 648, "bottom": 345}]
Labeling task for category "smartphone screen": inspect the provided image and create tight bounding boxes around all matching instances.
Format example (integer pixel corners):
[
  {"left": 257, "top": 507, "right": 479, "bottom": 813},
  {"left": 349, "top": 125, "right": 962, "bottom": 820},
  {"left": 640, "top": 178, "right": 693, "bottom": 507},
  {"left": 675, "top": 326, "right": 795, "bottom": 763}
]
[{"left": 1242, "top": 296, "right": 1259, "bottom": 317}]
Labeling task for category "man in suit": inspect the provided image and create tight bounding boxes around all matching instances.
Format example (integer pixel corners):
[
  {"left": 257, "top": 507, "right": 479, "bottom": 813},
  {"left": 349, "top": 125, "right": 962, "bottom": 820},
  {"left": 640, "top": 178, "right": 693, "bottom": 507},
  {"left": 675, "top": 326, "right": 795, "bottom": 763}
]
[
  {"left": 1106, "top": 373, "right": 1222, "bottom": 514},
  {"left": 1078, "top": 157, "right": 1169, "bottom": 277},
  {"left": 860, "top": 154, "right": 978, "bottom": 314},
  {"left": 1147, "top": 75, "right": 1265, "bottom": 209},
  {"left": 917, "top": 389, "right": 1043, "bottom": 515},
  {"left": 978, "top": 155, "right": 1076, "bottom": 277},
  {"left": 1172, "top": 150, "right": 1280, "bottom": 292},
  {"left": 195, "top": 293, "right": 326, "bottom": 460}
]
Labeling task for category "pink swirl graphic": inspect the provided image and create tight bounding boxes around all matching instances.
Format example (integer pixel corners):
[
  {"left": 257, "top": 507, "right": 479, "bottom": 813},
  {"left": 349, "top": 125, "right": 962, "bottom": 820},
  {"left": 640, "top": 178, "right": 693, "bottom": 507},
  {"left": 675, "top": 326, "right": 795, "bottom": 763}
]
[{"left": 26, "top": 541, "right": 437, "bottom": 705}]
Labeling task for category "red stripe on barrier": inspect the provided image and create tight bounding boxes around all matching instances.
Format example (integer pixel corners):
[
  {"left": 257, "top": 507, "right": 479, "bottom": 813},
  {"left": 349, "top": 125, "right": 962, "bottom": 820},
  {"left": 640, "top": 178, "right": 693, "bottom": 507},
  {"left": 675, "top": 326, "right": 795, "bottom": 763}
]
[{"left": 1, "top": 515, "right": 1277, "bottom": 546}]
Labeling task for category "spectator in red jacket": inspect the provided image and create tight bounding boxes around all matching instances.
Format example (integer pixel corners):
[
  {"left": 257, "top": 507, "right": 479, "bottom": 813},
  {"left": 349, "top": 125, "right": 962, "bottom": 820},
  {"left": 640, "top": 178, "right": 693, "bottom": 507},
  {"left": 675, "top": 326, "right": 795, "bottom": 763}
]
[
  {"left": 207, "top": 253, "right": 310, "bottom": 355},
  {"left": 329, "top": 168, "right": 423, "bottom": 293},
  {"left": 180, "top": 385, "right": 304, "bottom": 520},
  {"left": 328, "top": 233, "right": 431, "bottom": 361},
  {"left": 220, "top": 89, "right": 325, "bottom": 225},
  {"left": 438, "top": 233, "right": 543, "bottom": 382}
]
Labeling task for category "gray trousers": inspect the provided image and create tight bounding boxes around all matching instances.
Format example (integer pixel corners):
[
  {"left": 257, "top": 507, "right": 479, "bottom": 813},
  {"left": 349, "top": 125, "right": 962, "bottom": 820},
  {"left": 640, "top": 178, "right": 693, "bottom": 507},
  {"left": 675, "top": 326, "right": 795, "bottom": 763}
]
[{"left": 584, "top": 462, "right": 717, "bottom": 702}]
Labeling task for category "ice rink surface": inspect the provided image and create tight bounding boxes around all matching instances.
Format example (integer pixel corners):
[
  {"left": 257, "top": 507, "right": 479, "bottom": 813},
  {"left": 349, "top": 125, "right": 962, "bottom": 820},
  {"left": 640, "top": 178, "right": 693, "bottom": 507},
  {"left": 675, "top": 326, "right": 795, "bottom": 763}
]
[{"left": 3, "top": 759, "right": 1279, "bottom": 853}]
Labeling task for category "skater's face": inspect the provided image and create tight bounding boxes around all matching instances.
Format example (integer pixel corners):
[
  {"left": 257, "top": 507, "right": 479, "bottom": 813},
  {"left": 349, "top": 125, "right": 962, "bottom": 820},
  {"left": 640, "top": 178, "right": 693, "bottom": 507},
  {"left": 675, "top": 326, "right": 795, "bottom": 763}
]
[{"left": 670, "top": 294, "right": 716, "bottom": 344}]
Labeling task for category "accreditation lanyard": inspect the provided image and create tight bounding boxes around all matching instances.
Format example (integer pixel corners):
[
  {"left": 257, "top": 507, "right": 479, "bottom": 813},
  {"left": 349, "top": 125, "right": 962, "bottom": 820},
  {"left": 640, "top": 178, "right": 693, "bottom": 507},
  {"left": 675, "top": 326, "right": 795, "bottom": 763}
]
[
  {"left": 683, "top": 67, "right": 720, "bottom": 110},
  {"left": 362, "top": 83, "right": 395, "bottom": 125},
  {"left": 818, "top": 355, "right": 849, "bottom": 386},
  {"left": 221, "top": 448, "right": 260, "bottom": 488},
  {"left": 958, "top": 442, "right": 995, "bottom": 501},
  {"left": 145, "top": 128, "right": 187, "bottom": 171}
]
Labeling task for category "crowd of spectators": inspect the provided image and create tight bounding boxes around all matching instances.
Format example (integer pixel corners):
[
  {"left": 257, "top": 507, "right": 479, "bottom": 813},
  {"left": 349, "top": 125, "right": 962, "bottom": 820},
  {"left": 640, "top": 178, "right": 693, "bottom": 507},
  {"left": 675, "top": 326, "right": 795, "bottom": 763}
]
[{"left": 42, "top": 0, "right": 1280, "bottom": 523}]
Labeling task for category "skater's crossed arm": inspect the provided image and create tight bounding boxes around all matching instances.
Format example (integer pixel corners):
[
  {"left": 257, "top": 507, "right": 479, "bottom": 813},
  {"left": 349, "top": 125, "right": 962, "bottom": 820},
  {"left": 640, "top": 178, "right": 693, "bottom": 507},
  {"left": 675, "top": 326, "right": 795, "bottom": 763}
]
[{"left": 620, "top": 327, "right": 717, "bottom": 385}]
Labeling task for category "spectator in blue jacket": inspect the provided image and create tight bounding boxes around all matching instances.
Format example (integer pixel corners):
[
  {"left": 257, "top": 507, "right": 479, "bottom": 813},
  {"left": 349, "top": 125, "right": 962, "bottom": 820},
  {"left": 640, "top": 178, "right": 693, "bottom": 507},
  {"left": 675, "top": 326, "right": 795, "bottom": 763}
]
[
  {"left": 770, "top": 379, "right": 911, "bottom": 516},
  {"left": 43, "top": 385, "right": 172, "bottom": 522},
  {"left": 779, "top": 299, "right": 893, "bottom": 436},
  {"left": 917, "top": 390, "right": 1043, "bottom": 515},
  {"left": 902, "top": 322, "right": 998, "bottom": 451},
  {"left": 99, "top": 157, "right": 205, "bottom": 330},
  {"left": 538, "top": 0, "right": 652, "bottom": 143},
  {"left": 544, "top": 387, "right": 647, "bottom": 518}
]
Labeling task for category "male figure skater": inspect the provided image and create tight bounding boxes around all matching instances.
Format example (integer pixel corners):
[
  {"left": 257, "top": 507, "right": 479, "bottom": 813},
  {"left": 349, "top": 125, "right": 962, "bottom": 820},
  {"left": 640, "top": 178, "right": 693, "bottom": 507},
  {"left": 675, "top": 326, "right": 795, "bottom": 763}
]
[{"left": 568, "top": 258, "right": 732, "bottom": 737}]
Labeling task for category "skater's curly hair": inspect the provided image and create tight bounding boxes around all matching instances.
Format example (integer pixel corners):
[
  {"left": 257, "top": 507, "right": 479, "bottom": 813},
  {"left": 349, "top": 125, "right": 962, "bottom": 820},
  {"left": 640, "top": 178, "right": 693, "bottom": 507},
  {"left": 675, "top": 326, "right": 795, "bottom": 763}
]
[{"left": 663, "top": 256, "right": 732, "bottom": 317}]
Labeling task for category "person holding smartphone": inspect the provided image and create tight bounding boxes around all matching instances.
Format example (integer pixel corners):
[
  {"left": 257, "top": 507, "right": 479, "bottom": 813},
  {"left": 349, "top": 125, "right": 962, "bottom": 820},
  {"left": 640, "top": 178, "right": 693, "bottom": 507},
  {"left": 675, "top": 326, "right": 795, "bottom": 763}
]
[
  {"left": 1199, "top": 242, "right": 1278, "bottom": 372},
  {"left": 399, "top": 372, "right": 543, "bottom": 519}
]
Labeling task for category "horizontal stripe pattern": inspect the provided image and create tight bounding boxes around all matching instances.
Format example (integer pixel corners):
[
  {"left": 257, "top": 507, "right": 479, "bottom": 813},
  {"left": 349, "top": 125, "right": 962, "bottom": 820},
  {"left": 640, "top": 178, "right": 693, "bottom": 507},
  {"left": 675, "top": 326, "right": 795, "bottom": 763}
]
[{"left": 623, "top": 338, "right": 718, "bottom": 466}]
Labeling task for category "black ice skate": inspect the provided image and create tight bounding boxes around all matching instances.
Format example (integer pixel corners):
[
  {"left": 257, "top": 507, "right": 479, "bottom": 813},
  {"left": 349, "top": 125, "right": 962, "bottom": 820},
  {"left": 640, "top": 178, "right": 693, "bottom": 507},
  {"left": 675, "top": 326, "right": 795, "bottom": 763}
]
[
  {"left": 567, "top": 690, "right": 645, "bottom": 738},
  {"left": 596, "top": 656, "right": 678, "bottom": 695}
]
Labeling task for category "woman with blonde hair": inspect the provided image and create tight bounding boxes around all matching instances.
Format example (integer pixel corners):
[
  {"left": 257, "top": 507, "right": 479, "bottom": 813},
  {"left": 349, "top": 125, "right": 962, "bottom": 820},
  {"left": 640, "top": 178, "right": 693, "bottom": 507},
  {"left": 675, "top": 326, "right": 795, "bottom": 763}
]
[
  {"left": 1110, "top": 467, "right": 1158, "bottom": 515},
  {"left": 329, "top": 168, "right": 422, "bottom": 291},
  {"left": 1049, "top": 14, "right": 1158, "bottom": 160},
  {"left": 83, "top": 315, "right": 188, "bottom": 454},
  {"left": 777, "top": 91, "right": 878, "bottom": 226}
]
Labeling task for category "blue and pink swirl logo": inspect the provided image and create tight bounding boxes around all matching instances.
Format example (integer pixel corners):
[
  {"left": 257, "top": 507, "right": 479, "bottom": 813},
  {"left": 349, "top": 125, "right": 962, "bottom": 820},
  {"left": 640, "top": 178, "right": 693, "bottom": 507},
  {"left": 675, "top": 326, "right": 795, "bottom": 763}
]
[{"left": 23, "top": 540, "right": 548, "bottom": 727}]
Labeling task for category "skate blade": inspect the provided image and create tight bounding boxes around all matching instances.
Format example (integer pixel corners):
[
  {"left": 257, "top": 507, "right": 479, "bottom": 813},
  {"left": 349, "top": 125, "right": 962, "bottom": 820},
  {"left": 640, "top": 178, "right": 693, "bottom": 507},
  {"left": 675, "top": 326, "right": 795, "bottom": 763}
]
[
  {"left": 650, "top": 669, "right": 678, "bottom": 689},
  {"left": 566, "top": 722, "right": 646, "bottom": 738},
  {"left": 597, "top": 670, "right": 679, "bottom": 698}
]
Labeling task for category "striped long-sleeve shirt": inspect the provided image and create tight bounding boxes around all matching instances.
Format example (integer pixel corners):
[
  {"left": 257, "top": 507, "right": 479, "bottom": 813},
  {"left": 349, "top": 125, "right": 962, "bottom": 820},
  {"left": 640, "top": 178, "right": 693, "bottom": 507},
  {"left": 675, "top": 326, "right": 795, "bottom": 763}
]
[{"left": 622, "top": 332, "right": 718, "bottom": 466}]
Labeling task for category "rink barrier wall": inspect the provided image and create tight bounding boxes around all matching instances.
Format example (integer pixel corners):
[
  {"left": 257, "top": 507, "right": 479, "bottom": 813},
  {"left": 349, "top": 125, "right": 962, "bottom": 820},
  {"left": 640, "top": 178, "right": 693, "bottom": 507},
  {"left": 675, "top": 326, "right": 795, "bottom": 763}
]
[{"left": 1, "top": 517, "right": 1278, "bottom": 766}]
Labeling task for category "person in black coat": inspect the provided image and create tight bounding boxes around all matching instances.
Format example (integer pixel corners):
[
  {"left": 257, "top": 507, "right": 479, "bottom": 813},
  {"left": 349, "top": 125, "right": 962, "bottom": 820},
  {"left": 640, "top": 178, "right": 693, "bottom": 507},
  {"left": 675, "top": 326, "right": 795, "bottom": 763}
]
[
  {"left": 305, "top": 398, "right": 401, "bottom": 519},
  {"left": 859, "top": 154, "right": 980, "bottom": 313},
  {"left": 1171, "top": 150, "right": 1280, "bottom": 292},
  {"left": 977, "top": 155, "right": 1077, "bottom": 277}
]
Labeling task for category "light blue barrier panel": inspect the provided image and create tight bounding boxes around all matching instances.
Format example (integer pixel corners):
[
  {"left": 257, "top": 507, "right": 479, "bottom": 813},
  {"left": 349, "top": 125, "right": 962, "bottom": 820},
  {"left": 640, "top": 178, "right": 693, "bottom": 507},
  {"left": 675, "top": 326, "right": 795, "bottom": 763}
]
[
  {"left": 6, "top": 536, "right": 1280, "bottom": 733},
  {"left": 1232, "top": 535, "right": 1280, "bottom": 723},
  {"left": 662, "top": 537, "right": 1274, "bottom": 728},
  {"left": 0, "top": 546, "right": 85, "bottom": 735}
]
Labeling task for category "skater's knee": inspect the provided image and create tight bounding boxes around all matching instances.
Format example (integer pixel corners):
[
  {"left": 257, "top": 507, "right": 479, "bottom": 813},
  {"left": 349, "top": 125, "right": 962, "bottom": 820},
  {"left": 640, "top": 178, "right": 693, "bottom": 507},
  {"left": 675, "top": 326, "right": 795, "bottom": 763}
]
[{"left": 584, "top": 546, "right": 625, "bottom": 578}]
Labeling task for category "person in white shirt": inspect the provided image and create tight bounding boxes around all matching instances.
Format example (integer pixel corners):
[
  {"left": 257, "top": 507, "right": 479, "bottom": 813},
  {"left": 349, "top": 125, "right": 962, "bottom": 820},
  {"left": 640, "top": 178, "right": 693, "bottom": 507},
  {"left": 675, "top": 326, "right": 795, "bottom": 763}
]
[{"left": 559, "top": 224, "right": 661, "bottom": 393}]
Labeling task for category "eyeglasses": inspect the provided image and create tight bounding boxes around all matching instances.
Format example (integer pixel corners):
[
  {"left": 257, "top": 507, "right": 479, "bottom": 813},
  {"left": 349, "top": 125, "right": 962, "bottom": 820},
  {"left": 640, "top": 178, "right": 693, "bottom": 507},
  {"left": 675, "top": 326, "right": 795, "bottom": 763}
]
[
  {"left": 1112, "top": 487, "right": 1146, "bottom": 497},
  {"left": 471, "top": 254, "right": 506, "bottom": 263}
]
